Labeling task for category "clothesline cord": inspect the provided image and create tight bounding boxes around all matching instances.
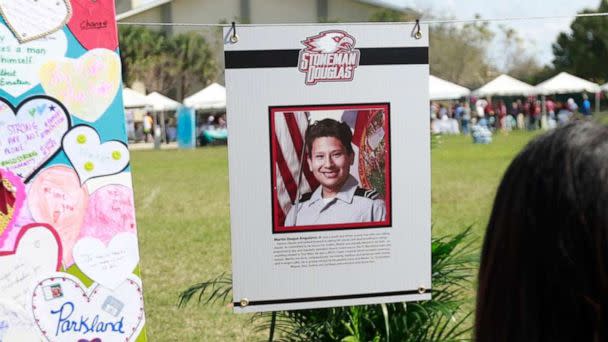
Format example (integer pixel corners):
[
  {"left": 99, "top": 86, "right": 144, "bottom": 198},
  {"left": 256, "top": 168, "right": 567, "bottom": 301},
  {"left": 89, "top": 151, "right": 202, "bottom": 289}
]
[{"left": 117, "top": 11, "right": 608, "bottom": 28}]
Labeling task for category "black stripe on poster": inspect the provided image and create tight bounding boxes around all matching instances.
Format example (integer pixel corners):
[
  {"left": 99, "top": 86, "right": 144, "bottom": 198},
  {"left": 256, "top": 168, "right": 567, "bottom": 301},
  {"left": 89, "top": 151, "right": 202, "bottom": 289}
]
[
  {"left": 225, "top": 47, "right": 428, "bottom": 69},
  {"left": 233, "top": 288, "right": 432, "bottom": 307}
]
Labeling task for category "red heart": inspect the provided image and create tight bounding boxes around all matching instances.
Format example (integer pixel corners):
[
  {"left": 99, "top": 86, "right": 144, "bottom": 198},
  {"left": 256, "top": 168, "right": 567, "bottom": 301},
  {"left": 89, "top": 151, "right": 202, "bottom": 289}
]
[{"left": 67, "top": 0, "right": 118, "bottom": 51}]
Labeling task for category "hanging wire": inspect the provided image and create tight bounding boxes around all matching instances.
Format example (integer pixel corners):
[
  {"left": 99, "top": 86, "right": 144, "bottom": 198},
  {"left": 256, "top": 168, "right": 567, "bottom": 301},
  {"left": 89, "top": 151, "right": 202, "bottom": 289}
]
[
  {"left": 117, "top": 11, "right": 608, "bottom": 28},
  {"left": 412, "top": 19, "right": 422, "bottom": 39}
]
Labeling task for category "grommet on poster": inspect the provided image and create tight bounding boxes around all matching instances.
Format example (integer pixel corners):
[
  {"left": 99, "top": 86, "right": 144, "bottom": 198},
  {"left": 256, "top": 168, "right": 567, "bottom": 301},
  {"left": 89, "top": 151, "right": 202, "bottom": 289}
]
[
  {"left": 230, "top": 21, "right": 239, "bottom": 43},
  {"left": 240, "top": 298, "right": 249, "bottom": 307},
  {"left": 413, "top": 19, "right": 422, "bottom": 39},
  {"left": 418, "top": 286, "right": 426, "bottom": 294}
]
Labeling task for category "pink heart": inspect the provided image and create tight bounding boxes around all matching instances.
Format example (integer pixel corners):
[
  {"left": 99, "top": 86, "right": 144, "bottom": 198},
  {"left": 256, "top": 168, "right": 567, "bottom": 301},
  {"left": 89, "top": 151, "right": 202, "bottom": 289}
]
[
  {"left": 81, "top": 184, "right": 136, "bottom": 243},
  {"left": 28, "top": 166, "right": 88, "bottom": 266},
  {"left": 0, "top": 168, "right": 25, "bottom": 248},
  {"left": 67, "top": 0, "right": 118, "bottom": 51},
  {"left": 0, "top": 223, "right": 62, "bottom": 309},
  {"left": 0, "top": 223, "right": 62, "bottom": 269}
]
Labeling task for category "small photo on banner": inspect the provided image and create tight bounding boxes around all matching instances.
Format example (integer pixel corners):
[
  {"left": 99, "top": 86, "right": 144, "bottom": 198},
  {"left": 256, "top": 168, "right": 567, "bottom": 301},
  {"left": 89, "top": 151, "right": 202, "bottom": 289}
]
[{"left": 270, "top": 103, "right": 391, "bottom": 233}]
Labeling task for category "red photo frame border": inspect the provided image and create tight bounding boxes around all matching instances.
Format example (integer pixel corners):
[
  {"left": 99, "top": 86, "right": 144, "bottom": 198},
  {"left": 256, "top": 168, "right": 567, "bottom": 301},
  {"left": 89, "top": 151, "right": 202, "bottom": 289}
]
[{"left": 269, "top": 103, "right": 392, "bottom": 234}]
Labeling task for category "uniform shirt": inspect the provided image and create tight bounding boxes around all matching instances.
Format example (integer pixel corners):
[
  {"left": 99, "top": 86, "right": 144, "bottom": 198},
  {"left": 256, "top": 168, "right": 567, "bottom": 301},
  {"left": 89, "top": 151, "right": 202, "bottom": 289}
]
[{"left": 285, "top": 175, "right": 386, "bottom": 226}]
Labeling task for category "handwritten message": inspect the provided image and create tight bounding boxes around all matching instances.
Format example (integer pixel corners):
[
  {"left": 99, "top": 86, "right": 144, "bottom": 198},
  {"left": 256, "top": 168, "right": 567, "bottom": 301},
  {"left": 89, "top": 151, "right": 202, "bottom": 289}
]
[
  {"left": 0, "top": 96, "right": 70, "bottom": 182},
  {"left": 0, "top": 299, "right": 40, "bottom": 341},
  {"left": 68, "top": 0, "right": 118, "bottom": 50},
  {"left": 31, "top": 274, "right": 145, "bottom": 342},
  {"left": 0, "top": 0, "right": 71, "bottom": 43},
  {"left": 62, "top": 125, "right": 129, "bottom": 184},
  {"left": 0, "top": 25, "right": 67, "bottom": 97},
  {"left": 81, "top": 184, "right": 136, "bottom": 243},
  {"left": 0, "top": 225, "right": 60, "bottom": 309},
  {"left": 28, "top": 166, "right": 88, "bottom": 266},
  {"left": 73, "top": 233, "right": 139, "bottom": 290},
  {"left": 39, "top": 48, "right": 120, "bottom": 122}
]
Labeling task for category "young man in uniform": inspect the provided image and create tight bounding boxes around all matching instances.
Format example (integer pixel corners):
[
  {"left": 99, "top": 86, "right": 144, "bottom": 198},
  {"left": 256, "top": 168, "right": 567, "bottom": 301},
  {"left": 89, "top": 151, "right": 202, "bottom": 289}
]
[{"left": 285, "top": 118, "right": 386, "bottom": 226}]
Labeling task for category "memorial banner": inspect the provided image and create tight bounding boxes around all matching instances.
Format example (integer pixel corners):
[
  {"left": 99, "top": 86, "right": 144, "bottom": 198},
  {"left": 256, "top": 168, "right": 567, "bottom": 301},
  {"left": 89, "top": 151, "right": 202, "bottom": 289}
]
[
  {"left": 225, "top": 24, "right": 431, "bottom": 313},
  {"left": 0, "top": 1, "right": 146, "bottom": 340}
]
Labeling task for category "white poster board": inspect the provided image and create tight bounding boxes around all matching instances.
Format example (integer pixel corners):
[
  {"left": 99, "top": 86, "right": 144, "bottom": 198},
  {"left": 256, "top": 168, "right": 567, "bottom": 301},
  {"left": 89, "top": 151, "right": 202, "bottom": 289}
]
[{"left": 225, "top": 23, "right": 430, "bottom": 313}]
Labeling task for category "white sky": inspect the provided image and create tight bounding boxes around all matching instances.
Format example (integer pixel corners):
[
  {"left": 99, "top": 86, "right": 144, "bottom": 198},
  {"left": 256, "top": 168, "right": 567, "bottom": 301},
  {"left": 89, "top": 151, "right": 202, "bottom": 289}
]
[
  {"left": 381, "top": 0, "right": 601, "bottom": 67},
  {"left": 134, "top": 0, "right": 601, "bottom": 67}
]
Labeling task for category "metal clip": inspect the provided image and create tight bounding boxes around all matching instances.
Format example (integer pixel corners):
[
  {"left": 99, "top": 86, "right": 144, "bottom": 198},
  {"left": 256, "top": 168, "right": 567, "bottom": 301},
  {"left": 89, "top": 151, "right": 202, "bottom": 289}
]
[
  {"left": 413, "top": 19, "right": 422, "bottom": 39},
  {"left": 239, "top": 298, "right": 249, "bottom": 307},
  {"left": 230, "top": 21, "right": 239, "bottom": 43}
]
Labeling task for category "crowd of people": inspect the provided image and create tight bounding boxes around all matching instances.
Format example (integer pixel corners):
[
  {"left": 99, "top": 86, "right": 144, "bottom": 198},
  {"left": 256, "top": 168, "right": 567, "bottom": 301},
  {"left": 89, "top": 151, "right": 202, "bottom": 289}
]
[
  {"left": 430, "top": 94, "right": 593, "bottom": 136},
  {"left": 197, "top": 114, "right": 228, "bottom": 146}
]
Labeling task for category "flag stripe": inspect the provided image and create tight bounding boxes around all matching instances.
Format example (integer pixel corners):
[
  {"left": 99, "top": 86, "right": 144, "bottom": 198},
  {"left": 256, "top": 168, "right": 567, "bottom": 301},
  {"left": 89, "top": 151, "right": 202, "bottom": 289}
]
[
  {"left": 284, "top": 112, "right": 318, "bottom": 191},
  {"left": 275, "top": 165, "right": 291, "bottom": 225},
  {"left": 274, "top": 134, "right": 298, "bottom": 203},
  {"left": 275, "top": 114, "right": 304, "bottom": 184},
  {"left": 352, "top": 109, "right": 372, "bottom": 147},
  {"left": 276, "top": 170, "right": 293, "bottom": 211}
]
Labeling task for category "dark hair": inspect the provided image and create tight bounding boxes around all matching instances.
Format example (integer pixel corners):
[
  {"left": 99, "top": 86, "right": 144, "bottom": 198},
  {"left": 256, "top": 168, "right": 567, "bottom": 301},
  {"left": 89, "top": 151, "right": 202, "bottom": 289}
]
[
  {"left": 476, "top": 121, "right": 608, "bottom": 341},
  {"left": 305, "top": 118, "right": 354, "bottom": 155}
]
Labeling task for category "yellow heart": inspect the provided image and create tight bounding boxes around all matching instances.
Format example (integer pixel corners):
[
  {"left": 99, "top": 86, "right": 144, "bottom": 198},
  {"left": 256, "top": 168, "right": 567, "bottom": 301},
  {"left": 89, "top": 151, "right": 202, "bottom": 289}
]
[{"left": 39, "top": 48, "right": 120, "bottom": 122}]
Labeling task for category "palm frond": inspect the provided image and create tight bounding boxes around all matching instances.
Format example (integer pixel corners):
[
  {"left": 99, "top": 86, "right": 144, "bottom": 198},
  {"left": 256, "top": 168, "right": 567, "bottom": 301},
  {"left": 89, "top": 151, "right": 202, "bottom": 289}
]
[
  {"left": 178, "top": 272, "right": 232, "bottom": 308},
  {"left": 180, "top": 227, "right": 477, "bottom": 341}
]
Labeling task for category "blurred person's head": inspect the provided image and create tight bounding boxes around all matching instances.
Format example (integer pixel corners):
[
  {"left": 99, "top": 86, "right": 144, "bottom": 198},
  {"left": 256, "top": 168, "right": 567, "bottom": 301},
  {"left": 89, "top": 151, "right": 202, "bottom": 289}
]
[
  {"left": 476, "top": 121, "right": 608, "bottom": 341},
  {"left": 305, "top": 119, "right": 354, "bottom": 197}
]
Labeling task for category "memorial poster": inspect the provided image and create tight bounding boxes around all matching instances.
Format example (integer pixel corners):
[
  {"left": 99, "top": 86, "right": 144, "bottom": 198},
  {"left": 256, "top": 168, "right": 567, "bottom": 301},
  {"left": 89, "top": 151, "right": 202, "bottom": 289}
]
[{"left": 225, "top": 24, "right": 431, "bottom": 312}]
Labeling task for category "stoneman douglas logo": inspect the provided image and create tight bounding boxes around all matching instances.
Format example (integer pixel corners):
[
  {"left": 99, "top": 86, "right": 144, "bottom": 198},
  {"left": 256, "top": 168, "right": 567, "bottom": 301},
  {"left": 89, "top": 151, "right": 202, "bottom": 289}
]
[{"left": 298, "top": 30, "right": 360, "bottom": 85}]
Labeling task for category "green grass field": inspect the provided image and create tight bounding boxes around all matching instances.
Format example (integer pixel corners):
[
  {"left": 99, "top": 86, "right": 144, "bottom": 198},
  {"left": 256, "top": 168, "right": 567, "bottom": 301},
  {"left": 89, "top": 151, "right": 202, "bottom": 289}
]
[{"left": 130, "top": 130, "right": 538, "bottom": 341}]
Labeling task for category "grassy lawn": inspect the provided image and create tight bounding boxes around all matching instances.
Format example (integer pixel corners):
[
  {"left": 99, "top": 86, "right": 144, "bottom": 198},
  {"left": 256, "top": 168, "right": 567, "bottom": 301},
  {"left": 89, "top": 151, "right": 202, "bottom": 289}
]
[
  {"left": 431, "top": 131, "right": 538, "bottom": 239},
  {"left": 130, "top": 130, "right": 539, "bottom": 341}
]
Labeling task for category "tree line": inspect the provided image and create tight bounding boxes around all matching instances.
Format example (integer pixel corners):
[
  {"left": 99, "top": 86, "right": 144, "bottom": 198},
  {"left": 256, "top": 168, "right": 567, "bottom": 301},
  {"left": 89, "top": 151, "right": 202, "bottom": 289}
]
[{"left": 118, "top": 26, "right": 218, "bottom": 101}]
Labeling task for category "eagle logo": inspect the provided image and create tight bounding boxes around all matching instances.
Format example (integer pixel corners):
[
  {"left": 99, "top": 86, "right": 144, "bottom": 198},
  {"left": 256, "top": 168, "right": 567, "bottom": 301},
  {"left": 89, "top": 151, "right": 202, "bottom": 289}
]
[
  {"left": 298, "top": 30, "right": 360, "bottom": 85},
  {"left": 302, "top": 30, "right": 356, "bottom": 54}
]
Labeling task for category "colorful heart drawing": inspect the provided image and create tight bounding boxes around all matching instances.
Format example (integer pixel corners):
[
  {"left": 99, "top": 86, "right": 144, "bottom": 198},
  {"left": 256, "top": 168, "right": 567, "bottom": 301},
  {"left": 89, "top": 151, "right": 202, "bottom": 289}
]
[
  {"left": 0, "top": 26, "right": 68, "bottom": 98},
  {"left": 0, "top": 193, "right": 35, "bottom": 252},
  {"left": 0, "top": 298, "right": 40, "bottom": 341},
  {"left": 68, "top": 0, "right": 118, "bottom": 51},
  {"left": 85, "top": 171, "right": 133, "bottom": 194},
  {"left": 0, "top": 168, "right": 25, "bottom": 247},
  {"left": 39, "top": 48, "right": 121, "bottom": 122},
  {"left": 0, "top": 0, "right": 71, "bottom": 43},
  {"left": 62, "top": 125, "right": 130, "bottom": 184},
  {"left": 0, "top": 96, "right": 71, "bottom": 183},
  {"left": 28, "top": 166, "right": 88, "bottom": 267},
  {"left": 81, "top": 184, "right": 137, "bottom": 244},
  {"left": 31, "top": 273, "right": 145, "bottom": 342},
  {"left": 0, "top": 224, "right": 62, "bottom": 310},
  {"left": 73, "top": 232, "right": 140, "bottom": 290}
]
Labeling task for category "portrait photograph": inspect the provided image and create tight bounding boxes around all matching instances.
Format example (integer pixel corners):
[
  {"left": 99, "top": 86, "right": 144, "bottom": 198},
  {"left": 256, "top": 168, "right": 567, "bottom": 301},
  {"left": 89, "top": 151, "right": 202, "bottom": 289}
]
[{"left": 270, "top": 103, "right": 392, "bottom": 233}]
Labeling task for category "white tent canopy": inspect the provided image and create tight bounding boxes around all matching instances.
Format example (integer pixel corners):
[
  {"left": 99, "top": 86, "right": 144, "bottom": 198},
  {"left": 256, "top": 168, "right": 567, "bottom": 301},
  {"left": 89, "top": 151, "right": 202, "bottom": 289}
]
[
  {"left": 429, "top": 75, "right": 470, "bottom": 100},
  {"left": 535, "top": 72, "right": 601, "bottom": 95},
  {"left": 146, "top": 91, "right": 181, "bottom": 111},
  {"left": 183, "top": 83, "right": 226, "bottom": 110},
  {"left": 473, "top": 74, "right": 535, "bottom": 97},
  {"left": 601, "top": 82, "right": 608, "bottom": 91},
  {"left": 123, "top": 88, "right": 151, "bottom": 108}
]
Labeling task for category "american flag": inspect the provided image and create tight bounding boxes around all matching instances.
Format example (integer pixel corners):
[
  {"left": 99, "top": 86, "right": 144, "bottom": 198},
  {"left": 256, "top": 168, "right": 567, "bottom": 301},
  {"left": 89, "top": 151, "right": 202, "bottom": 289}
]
[{"left": 273, "top": 112, "right": 319, "bottom": 227}]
